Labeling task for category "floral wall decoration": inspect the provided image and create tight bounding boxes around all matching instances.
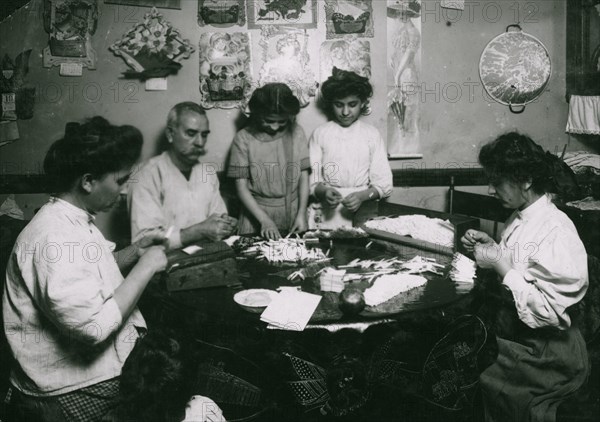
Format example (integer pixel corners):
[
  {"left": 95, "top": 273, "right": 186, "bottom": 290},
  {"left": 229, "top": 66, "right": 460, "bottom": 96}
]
[
  {"left": 257, "top": 27, "right": 317, "bottom": 107},
  {"left": 248, "top": 0, "right": 317, "bottom": 29},
  {"left": 386, "top": 0, "right": 422, "bottom": 158},
  {"left": 109, "top": 7, "right": 194, "bottom": 80},
  {"left": 198, "top": 32, "right": 252, "bottom": 110},
  {"left": 198, "top": 0, "right": 245, "bottom": 28},
  {"left": 42, "top": 0, "right": 98, "bottom": 69},
  {"left": 324, "top": 0, "right": 373, "bottom": 39},
  {"left": 319, "top": 38, "right": 371, "bottom": 82}
]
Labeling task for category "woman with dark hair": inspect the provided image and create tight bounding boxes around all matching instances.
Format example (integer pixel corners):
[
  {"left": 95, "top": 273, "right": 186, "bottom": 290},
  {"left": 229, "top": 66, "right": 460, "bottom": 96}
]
[
  {"left": 228, "top": 83, "right": 310, "bottom": 239},
  {"left": 461, "top": 132, "right": 589, "bottom": 422},
  {"left": 112, "top": 331, "right": 225, "bottom": 422},
  {"left": 309, "top": 68, "right": 392, "bottom": 229},
  {"left": 2, "top": 117, "right": 168, "bottom": 421}
]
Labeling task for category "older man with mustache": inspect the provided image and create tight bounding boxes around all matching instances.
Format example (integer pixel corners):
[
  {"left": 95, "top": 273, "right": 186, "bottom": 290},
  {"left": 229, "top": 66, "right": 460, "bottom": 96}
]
[{"left": 128, "top": 102, "right": 237, "bottom": 249}]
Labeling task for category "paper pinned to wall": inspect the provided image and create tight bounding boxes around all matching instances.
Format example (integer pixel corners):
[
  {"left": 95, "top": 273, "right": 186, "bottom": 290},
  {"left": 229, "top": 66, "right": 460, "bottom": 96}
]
[
  {"left": 386, "top": 0, "right": 423, "bottom": 159},
  {"left": 441, "top": 0, "right": 465, "bottom": 11}
]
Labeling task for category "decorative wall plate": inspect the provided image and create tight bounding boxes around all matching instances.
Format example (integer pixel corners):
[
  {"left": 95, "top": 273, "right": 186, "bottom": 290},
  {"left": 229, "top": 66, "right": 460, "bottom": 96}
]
[{"left": 479, "top": 25, "right": 551, "bottom": 114}]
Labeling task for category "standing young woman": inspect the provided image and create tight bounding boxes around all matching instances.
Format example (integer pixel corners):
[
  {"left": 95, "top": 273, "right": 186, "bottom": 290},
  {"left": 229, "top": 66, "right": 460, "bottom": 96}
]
[
  {"left": 461, "top": 132, "right": 589, "bottom": 422},
  {"left": 3, "top": 117, "right": 167, "bottom": 421},
  {"left": 228, "top": 83, "right": 310, "bottom": 239}
]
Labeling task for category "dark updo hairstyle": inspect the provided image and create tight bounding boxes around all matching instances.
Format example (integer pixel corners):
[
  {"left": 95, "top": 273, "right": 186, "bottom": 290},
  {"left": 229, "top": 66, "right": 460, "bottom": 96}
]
[
  {"left": 479, "top": 132, "right": 579, "bottom": 197},
  {"left": 319, "top": 67, "right": 373, "bottom": 119},
  {"left": 43, "top": 116, "right": 143, "bottom": 192},
  {"left": 116, "top": 330, "right": 190, "bottom": 422},
  {"left": 247, "top": 83, "right": 300, "bottom": 131}
]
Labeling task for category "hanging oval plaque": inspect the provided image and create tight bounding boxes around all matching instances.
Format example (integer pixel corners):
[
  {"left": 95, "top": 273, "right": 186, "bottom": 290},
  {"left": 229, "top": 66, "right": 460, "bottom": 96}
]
[{"left": 479, "top": 25, "right": 551, "bottom": 114}]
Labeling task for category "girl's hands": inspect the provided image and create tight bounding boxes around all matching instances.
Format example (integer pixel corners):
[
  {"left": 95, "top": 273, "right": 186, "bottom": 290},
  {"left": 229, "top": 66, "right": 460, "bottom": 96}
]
[
  {"left": 289, "top": 211, "right": 307, "bottom": 234},
  {"left": 341, "top": 192, "right": 364, "bottom": 212},
  {"left": 260, "top": 217, "right": 281, "bottom": 240},
  {"left": 323, "top": 187, "right": 342, "bottom": 207}
]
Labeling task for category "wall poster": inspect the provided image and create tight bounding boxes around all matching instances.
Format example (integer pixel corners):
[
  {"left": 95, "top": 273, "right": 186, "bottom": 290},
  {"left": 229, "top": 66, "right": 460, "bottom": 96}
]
[
  {"left": 248, "top": 0, "right": 317, "bottom": 29},
  {"left": 257, "top": 27, "right": 317, "bottom": 107},
  {"left": 386, "top": 0, "right": 422, "bottom": 159},
  {"left": 199, "top": 32, "right": 252, "bottom": 109},
  {"left": 319, "top": 38, "right": 371, "bottom": 82},
  {"left": 324, "top": 0, "right": 374, "bottom": 39}
]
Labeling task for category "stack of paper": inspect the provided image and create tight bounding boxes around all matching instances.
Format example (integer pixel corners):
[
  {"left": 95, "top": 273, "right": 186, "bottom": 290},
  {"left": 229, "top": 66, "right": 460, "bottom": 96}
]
[
  {"left": 260, "top": 289, "right": 321, "bottom": 331},
  {"left": 449, "top": 253, "right": 477, "bottom": 283},
  {"left": 363, "top": 274, "right": 427, "bottom": 307},
  {"left": 320, "top": 268, "right": 346, "bottom": 293}
]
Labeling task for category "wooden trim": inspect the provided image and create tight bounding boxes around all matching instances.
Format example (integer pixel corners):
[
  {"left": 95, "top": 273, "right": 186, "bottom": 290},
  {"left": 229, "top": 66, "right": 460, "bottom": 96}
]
[
  {"left": 0, "top": 167, "right": 488, "bottom": 194},
  {"left": 391, "top": 167, "right": 487, "bottom": 187}
]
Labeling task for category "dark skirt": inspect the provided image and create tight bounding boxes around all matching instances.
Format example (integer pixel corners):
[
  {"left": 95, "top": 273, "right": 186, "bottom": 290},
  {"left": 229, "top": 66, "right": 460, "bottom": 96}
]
[{"left": 480, "top": 300, "right": 589, "bottom": 422}]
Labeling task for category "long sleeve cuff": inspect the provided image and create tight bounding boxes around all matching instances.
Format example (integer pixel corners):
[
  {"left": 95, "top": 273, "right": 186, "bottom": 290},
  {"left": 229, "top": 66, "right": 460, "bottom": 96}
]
[
  {"left": 168, "top": 226, "right": 182, "bottom": 250},
  {"left": 371, "top": 185, "right": 384, "bottom": 200}
]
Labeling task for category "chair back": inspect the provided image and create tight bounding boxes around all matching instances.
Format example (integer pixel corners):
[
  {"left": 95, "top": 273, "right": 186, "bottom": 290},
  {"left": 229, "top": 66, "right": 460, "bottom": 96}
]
[{"left": 448, "top": 181, "right": 511, "bottom": 239}]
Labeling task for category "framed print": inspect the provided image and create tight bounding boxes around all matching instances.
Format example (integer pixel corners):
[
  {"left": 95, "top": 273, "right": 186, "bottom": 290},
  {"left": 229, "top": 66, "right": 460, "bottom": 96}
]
[
  {"left": 257, "top": 27, "right": 317, "bottom": 107},
  {"left": 248, "top": 0, "right": 317, "bottom": 29},
  {"left": 42, "top": 0, "right": 98, "bottom": 70},
  {"left": 104, "top": 0, "right": 181, "bottom": 9},
  {"left": 319, "top": 38, "right": 371, "bottom": 82},
  {"left": 199, "top": 32, "right": 253, "bottom": 109},
  {"left": 198, "top": 0, "right": 245, "bottom": 27},
  {"left": 324, "top": 0, "right": 373, "bottom": 39}
]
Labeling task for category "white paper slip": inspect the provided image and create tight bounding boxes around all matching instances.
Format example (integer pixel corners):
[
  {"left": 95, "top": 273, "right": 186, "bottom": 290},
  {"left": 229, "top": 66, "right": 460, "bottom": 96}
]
[
  {"left": 260, "top": 289, "right": 321, "bottom": 331},
  {"left": 182, "top": 245, "right": 203, "bottom": 255}
]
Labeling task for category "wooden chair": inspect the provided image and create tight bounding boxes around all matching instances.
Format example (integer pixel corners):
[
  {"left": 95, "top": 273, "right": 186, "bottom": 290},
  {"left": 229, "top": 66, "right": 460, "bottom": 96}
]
[{"left": 448, "top": 179, "right": 511, "bottom": 239}]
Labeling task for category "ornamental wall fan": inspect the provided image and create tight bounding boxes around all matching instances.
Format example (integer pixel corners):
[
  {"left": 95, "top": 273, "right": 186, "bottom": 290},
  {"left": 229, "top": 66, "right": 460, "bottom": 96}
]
[{"left": 479, "top": 25, "right": 551, "bottom": 114}]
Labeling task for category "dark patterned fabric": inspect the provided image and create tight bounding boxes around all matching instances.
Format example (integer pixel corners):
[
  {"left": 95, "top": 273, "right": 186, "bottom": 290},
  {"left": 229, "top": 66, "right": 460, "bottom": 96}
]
[
  {"left": 57, "top": 378, "right": 120, "bottom": 422},
  {"left": 5, "top": 378, "right": 119, "bottom": 422}
]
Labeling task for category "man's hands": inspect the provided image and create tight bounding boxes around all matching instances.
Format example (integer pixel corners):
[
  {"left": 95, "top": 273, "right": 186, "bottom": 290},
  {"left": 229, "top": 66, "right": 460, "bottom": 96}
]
[
  {"left": 134, "top": 228, "right": 169, "bottom": 256},
  {"left": 195, "top": 213, "right": 238, "bottom": 241}
]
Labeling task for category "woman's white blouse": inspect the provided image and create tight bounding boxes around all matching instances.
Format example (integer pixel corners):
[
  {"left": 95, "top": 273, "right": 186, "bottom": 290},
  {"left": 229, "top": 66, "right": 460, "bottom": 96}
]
[{"left": 500, "top": 195, "right": 588, "bottom": 329}]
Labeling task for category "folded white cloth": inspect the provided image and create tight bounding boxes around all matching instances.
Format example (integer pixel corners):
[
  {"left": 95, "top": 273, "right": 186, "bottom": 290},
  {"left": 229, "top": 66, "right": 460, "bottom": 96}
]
[{"left": 566, "top": 95, "right": 600, "bottom": 135}]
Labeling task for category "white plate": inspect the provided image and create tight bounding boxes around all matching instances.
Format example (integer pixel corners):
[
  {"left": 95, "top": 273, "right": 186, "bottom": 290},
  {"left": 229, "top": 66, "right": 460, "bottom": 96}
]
[{"left": 233, "top": 289, "right": 278, "bottom": 310}]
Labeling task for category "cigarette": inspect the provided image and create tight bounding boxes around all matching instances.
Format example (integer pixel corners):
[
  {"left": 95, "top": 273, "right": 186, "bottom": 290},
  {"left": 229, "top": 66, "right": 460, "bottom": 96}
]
[{"left": 164, "top": 226, "right": 174, "bottom": 241}]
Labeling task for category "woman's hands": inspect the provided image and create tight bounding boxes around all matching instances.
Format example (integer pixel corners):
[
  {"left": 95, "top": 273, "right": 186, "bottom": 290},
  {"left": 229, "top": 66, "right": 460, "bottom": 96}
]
[
  {"left": 460, "top": 229, "right": 494, "bottom": 252},
  {"left": 137, "top": 246, "right": 168, "bottom": 274},
  {"left": 461, "top": 229, "right": 511, "bottom": 276}
]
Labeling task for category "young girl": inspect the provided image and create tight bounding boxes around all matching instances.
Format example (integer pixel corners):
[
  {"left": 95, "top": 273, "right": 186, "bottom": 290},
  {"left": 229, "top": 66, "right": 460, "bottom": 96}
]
[
  {"left": 309, "top": 68, "right": 393, "bottom": 229},
  {"left": 228, "top": 83, "right": 310, "bottom": 239}
]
